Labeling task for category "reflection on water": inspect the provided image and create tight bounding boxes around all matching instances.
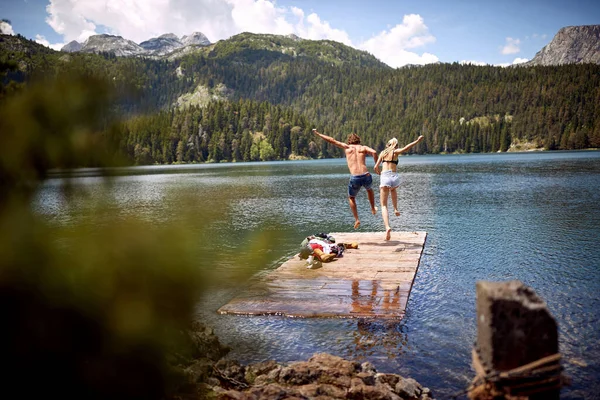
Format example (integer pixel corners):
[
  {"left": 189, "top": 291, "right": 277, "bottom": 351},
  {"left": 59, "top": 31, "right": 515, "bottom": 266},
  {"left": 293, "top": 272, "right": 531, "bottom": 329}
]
[
  {"left": 350, "top": 280, "right": 401, "bottom": 315},
  {"left": 35, "top": 151, "right": 600, "bottom": 399},
  {"left": 352, "top": 320, "right": 409, "bottom": 360},
  {"left": 350, "top": 280, "right": 407, "bottom": 361}
]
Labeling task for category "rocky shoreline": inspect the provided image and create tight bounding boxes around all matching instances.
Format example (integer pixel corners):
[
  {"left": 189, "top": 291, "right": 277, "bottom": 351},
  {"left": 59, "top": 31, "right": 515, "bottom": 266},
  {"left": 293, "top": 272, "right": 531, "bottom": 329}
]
[{"left": 172, "top": 322, "right": 434, "bottom": 400}]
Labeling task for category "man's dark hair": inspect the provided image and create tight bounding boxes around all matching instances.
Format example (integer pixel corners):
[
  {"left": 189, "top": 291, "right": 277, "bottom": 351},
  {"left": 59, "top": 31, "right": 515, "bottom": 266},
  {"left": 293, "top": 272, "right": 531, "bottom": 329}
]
[{"left": 347, "top": 133, "right": 361, "bottom": 145}]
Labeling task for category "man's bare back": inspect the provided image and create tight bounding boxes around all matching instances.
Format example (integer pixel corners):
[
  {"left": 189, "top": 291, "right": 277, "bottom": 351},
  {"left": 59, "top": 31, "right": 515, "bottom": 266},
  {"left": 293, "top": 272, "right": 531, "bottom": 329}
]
[{"left": 345, "top": 145, "right": 372, "bottom": 176}]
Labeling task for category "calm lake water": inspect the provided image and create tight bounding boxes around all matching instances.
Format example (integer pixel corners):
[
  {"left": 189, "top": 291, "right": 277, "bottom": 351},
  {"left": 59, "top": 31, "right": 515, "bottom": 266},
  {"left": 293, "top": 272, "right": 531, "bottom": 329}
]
[{"left": 35, "top": 151, "right": 600, "bottom": 399}]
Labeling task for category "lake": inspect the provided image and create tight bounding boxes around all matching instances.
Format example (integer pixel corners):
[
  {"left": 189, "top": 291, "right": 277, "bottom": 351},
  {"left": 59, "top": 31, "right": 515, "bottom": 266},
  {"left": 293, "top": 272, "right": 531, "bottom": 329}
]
[{"left": 35, "top": 151, "right": 600, "bottom": 399}]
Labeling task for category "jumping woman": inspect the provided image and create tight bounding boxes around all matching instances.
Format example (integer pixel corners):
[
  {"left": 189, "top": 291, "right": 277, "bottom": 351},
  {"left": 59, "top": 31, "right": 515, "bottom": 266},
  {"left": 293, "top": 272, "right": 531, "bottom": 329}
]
[{"left": 374, "top": 135, "right": 424, "bottom": 240}]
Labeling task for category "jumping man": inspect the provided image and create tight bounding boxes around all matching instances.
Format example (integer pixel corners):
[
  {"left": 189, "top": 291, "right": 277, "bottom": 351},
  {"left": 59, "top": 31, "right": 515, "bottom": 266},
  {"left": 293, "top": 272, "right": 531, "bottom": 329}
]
[{"left": 312, "top": 129, "right": 378, "bottom": 229}]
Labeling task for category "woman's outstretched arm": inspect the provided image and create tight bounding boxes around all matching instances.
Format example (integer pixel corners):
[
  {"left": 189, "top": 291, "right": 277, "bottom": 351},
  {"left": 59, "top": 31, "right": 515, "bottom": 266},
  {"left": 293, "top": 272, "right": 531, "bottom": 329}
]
[{"left": 394, "top": 135, "right": 424, "bottom": 154}]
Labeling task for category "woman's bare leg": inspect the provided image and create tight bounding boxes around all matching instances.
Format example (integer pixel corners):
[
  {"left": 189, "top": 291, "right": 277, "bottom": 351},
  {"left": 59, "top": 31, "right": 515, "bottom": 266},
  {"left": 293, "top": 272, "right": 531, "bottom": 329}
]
[
  {"left": 380, "top": 187, "right": 392, "bottom": 240},
  {"left": 391, "top": 187, "right": 400, "bottom": 216}
]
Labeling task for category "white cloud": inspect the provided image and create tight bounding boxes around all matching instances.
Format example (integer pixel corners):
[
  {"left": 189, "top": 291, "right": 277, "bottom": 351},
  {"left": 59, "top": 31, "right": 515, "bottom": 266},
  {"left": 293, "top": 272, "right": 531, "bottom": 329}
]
[
  {"left": 35, "top": 34, "right": 65, "bottom": 51},
  {"left": 229, "top": 0, "right": 293, "bottom": 37},
  {"left": 512, "top": 57, "right": 528, "bottom": 64},
  {"left": 501, "top": 37, "right": 520, "bottom": 55},
  {"left": 290, "top": 6, "right": 303, "bottom": 19},
  {"left": 495, "top": 57, "right": 529, "bottom": 68},
  {"left": 303, "top": 13, "right": 352, "bottom": 44},
  {"left": 1, "top": 20, "right": 15, "bottom": 35},
  {"left": 358, "top": 14, "right": 438, "bottom": 67},
  {"left": 45, "top": 0, "right": 236, "bottom": 43},
  {"left": 46, "top": 0, "right": 98, "bottom": 42},
  {"left": 42, "top": 0, "right": 439, "bottom": 68}
]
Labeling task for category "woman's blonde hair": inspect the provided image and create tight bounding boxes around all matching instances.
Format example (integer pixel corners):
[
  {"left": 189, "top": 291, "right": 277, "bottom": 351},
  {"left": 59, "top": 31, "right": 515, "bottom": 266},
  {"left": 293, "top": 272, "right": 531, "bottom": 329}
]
[{"left": 380, "top": 137, "right": 398, "bottom": 160}]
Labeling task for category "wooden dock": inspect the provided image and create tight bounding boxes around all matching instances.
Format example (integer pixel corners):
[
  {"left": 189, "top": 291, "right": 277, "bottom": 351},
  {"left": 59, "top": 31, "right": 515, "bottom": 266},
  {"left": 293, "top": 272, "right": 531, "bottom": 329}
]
[{"left": 217, "top": 231, "right": 427, "bottom": 319}]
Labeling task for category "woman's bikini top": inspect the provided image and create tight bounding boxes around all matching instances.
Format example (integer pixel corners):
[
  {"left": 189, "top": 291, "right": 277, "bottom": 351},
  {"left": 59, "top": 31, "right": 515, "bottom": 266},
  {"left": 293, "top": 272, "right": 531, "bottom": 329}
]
[{"left": 383, "top": 158, "right": 398, "bottom": 165}]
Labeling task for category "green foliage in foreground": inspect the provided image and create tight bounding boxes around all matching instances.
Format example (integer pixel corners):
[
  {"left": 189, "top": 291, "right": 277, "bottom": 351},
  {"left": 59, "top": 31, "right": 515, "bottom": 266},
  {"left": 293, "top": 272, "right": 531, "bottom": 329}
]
[
  {"left": 1, "top": 206, "right": 206, "bottom": 399},
  {"left": 0, "top": 71, "right": 275, "bottom": 398}
]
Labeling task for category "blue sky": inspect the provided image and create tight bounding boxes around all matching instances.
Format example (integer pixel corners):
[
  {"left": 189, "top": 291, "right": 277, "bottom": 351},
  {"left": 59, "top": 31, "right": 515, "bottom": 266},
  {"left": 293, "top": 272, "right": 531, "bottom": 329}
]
[{"left": 1, "top": 0, "right": 599, "bottom": 67}]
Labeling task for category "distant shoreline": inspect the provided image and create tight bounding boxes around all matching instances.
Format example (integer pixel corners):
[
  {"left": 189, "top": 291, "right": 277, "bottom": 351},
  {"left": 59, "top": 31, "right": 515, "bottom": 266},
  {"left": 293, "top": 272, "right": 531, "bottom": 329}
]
[{"left": 44, "top": 148, "right": 600, "bottom": 174}]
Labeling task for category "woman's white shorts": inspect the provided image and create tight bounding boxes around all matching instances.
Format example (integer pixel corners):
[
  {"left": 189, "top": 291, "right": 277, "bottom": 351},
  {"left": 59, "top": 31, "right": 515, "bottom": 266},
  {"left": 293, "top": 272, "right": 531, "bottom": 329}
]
[{"left": 380, "top": 170, "right": 400, "bottom": 188}]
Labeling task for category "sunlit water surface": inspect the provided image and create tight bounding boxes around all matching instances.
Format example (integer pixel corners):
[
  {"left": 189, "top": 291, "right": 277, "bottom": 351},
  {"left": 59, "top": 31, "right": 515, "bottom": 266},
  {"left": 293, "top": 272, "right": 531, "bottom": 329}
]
[{"left": 35, "top": 151, "right": 600, "bottom": 399}]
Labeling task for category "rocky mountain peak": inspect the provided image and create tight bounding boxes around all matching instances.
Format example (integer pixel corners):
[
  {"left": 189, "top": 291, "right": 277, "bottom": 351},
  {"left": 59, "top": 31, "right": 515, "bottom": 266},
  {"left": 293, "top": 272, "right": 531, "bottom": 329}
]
[
  {"left": 286, "top": 33, "right": 303, "bottom": 42},
  {"left": 159, "top": 33, "right": 179, "bottom": 40},
  {"left": 181, "top": 32, "right": 211, "bottom": 46},
  {"left": 139, "top": 33, "right": 183, "bottom": 56},
  {"left": 525, "top": 25, "right": 600, "bottom": 66},
  {"left": 81, "top": 34, "right": 145, "bottom": 57},
  {"left": 59, "top": 31, "right": 212, "bottom": 58},
  {"left": 61, "top": 40, "right": 82, "bottom": 53}
]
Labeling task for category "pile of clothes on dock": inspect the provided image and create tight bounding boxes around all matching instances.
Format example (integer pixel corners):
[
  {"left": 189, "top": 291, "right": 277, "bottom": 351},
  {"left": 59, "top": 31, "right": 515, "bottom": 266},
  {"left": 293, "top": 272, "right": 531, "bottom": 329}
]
[{"left": 299, "top": 233, "right": 358, "bottom": 269}]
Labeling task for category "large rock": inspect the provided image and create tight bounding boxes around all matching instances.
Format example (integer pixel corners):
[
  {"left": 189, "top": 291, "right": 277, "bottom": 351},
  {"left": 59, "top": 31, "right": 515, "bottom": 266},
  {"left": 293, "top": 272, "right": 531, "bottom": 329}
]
[
  {"left": 395, "top": 377, "right": 423, "bottom": 399},
  {"left": 309, "top": 353, "right": 362, "bottom": 375},
  {"left": 166, "top": 321, "right": 231, "bottom": 397},
  {"left": 525, "top": 25, "right": 600, "bottom": 66},
  {"left": 475, "top": 280, "right": 558, "bottom": 371},
  {"left": 244, "top": 359, "right": 279, "bottom": 384},
  {"left": 279, "top": 362, "right": 324, "bottom": 385}
]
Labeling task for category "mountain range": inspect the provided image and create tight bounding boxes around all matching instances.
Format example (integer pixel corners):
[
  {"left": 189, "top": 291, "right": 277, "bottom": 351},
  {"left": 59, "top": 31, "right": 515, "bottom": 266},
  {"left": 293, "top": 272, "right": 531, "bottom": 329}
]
[
  {"left": 58, "top": 30, "right": 384, "bottom": 67},
  {"left": 1, "top": 23, "right": 599, "bottom": 163},
  {"left": 62, "top": 31, "right": 211, "bottom": 57},
  {"left": 60, "top": 25, "right": 600, "bottom": 67}
]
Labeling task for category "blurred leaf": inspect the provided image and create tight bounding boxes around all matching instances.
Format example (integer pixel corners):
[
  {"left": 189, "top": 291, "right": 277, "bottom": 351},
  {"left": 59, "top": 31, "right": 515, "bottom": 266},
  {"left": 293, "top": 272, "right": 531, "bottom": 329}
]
[
  {"left": 0, "top": 72, "right": 126, "bottom": 205},
  {"left": 0, "top": 72, "right": 222, "bottom": 399}
]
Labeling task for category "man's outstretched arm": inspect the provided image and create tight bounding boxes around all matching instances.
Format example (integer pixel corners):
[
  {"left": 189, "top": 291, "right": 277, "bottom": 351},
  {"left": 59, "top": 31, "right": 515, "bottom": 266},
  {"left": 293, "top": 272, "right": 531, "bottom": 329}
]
[{"left": 312, "top": 129, "right": 349, "bottom": 149}]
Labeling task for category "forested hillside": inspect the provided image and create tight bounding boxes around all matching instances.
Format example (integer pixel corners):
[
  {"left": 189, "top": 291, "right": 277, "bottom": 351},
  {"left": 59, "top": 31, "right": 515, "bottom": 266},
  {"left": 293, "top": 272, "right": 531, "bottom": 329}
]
[
  {"left": 2, "top": 32, "right": 599, "bottom": 165},
  {"left": 119, "top": 99, "right": 314, "bottom": 164}
]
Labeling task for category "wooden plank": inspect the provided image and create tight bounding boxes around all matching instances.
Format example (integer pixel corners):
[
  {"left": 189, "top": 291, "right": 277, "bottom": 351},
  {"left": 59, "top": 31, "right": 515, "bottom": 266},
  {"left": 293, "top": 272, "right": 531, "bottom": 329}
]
[{"left": 218, "top": 231, "right": 427, "bottom": 319}]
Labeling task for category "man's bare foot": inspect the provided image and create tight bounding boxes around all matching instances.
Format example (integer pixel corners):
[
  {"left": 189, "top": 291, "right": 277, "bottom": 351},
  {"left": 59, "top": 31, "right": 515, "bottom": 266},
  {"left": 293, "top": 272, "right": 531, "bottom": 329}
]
[
  {"left": 372, "top": 207, "right": 378, "bottom": 215},
  {"left": 385, "top": 228, "right": 392, "bottom": 240},
  {"left": 354, "top": 220, "right": 361, "bottom": 229},
  {"left": 394, "top": 209, "right": 400, "bottom": 217}
]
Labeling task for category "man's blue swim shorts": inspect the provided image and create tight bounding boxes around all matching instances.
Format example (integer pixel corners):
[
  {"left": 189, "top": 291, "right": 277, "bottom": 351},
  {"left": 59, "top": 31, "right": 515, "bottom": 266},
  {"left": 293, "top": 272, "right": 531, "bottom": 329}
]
[{"left": 348, "top": 172, "right": 373, "bottom": 197}]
